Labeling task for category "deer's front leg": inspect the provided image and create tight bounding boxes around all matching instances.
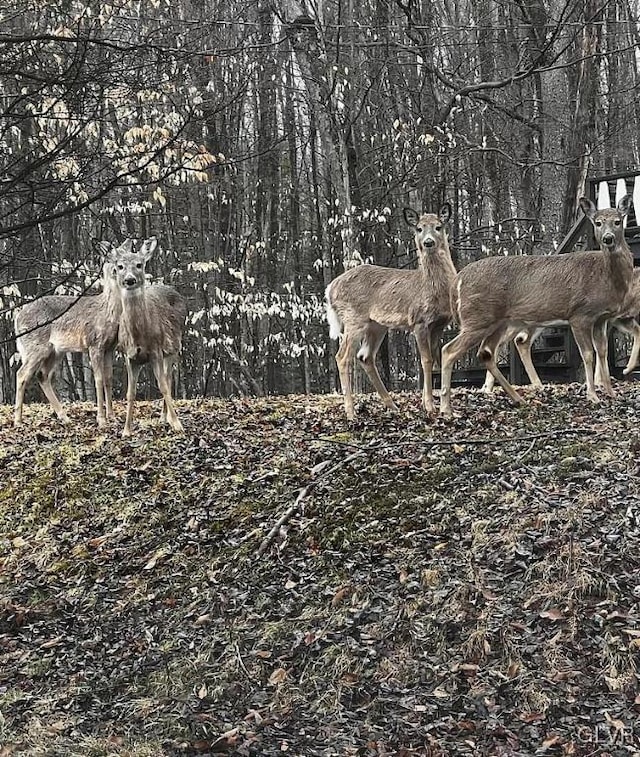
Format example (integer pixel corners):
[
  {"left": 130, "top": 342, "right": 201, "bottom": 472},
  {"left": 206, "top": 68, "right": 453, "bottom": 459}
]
[
  {"left": 414, "top": 326, "right": 436, "bottom": 415},
  {"left": 123, "top": 359, "right": 142, "bottom": 437},
  {"left": 571, "top": 319, "right": 599, "bottom": 404},
  {"left": 89, "top": 346, "right": 107, "bottom": 427}
]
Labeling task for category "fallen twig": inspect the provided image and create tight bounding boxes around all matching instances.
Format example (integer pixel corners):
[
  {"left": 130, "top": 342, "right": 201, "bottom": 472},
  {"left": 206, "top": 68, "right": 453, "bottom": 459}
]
[
  {"left": 258, "top": 426, "right": 598, "bottom": 557},
  {"left": 257, "top": 445, "right": 375, "bottom": 558}
]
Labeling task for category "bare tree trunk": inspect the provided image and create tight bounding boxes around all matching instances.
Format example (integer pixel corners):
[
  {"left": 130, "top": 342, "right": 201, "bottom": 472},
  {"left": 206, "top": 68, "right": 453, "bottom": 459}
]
[{"left": 560, "top": 0, "right": 604, "bottom": 233}]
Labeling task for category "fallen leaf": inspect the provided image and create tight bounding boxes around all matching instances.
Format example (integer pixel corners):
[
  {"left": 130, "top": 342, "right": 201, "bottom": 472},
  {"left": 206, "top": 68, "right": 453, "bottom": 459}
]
[
  {"left": 268, "top": 667, "right": 288, "bottom": 685},
  {"left": 540, "top": 608, "right": 565, "bottom": 621}
]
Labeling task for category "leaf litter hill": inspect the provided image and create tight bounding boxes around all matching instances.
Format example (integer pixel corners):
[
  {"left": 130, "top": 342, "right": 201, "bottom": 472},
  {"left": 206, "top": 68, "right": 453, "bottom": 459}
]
[{"left": 1, "top": 384, "right": 639, "bottom": 757}]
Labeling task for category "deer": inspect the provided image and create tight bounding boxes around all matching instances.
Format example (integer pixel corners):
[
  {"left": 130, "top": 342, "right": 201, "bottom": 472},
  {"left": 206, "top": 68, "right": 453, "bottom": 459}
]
[
  {"left": 439, "top": 195, "right": 634, "bottom": 418},
  {"left": 108, "top": 236, "right": 186, "bottom": 436},
  {"left": 480, "top": 238, "right": 640, "bottom": 393},
  {"left": 325, "top": 203, "right": 457, "bottom": 420},
  {"left": 13, "top": 239, "right": 131, "bottom": 428},
  {"left": 615, "top": 272, "right": 640, "bottom": 374}
]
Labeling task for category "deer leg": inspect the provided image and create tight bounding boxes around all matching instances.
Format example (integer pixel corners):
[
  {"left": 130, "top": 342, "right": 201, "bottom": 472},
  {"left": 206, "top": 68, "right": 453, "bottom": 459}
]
[
  {"left": 482, "top": 370, "right": 495, "bottom": 393},
  {"left": 514, "top": 329, "right": 543, "bottom": 389},
  {"left": 39, "top": 371, "right": 71, "bottom": 424},
  {"left": 14, "top": 355, "right": 40, "bottom": 427},
  {"left": 103, "top": 349, "right": 114, "bottom": 419},
  {"left": 440, "top": 329, "right": 486, "bottom": 418},
  {"left": 430, "top": 330, "right": 442, "bottom": 370},
  {"left": 482, "top": 326, "right": 517, "bottom": 393},
  {"left": 570, "top": 320, "right": 599, "bottom": 403},
  {"left": 593, "top": 320, "right": 614, "bottom": 396},
  {"left": 335, "top": 333, "right": 357, "bottom": 420},
  {"left": 357, "top": 323, "right": 398, "bottom": 413},
  {"left": 34, "top": 350, "right": 70, "bottom": 424},
  {"left": 478, "top": 329, "right": 525, "bottom": 406},
  {"left": 161, "top": 355, "right": 177, "bottom": 423},
  {"left": 414, "top": 325, "right": 437, "bottom": 415},
  {"left": 89, "top": 346, "right": 107, "bottom": 427},
  {"left": 152, "top": 356, "right": 183, "bottom": 432},
  {"left": 620, "top": 317, "right": 640, "bottom": 375},
  {"left": 122, "top": 360, "right": 142, "bottom": 437}
]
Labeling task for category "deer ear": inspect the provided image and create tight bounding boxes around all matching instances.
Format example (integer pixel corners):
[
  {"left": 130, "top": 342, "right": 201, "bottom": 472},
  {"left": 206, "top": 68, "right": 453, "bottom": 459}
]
[
  {"left": 121, "top": 238, "right": 134, "bottom": 253},
  {"left": 579, "top": 197, "right": 596, "bottom": 220},
  {"left": 439, "top": 202, "right": 452, "bottom": 224},
  {"left": 617, "top": 194, "right": 631, "bottom": 217},
  {"left": 403, "top": 208, "right": 419, "bottom": 228}
]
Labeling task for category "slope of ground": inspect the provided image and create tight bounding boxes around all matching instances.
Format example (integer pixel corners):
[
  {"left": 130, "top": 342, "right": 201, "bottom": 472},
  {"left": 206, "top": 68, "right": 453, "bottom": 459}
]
[{"left": 1, "top": 384, "right": 639, "bottom": 757}]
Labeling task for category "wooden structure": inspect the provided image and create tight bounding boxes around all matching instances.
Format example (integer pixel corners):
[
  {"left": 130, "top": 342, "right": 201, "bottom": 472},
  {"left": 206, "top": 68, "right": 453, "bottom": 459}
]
[{"left": 449, "top": 170, "right": 640, "bottom": 387}]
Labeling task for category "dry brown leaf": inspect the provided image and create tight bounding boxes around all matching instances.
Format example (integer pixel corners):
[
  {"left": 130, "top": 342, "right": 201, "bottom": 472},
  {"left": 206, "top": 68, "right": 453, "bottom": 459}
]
[
  {"left": 331, "top": 585, "right": 351, "bottom": 607},
  {"left": 268, "top": 667, "right": 288, "bottom": 685},
  {"left": 540, "top": 608, "right": 565, "bottom": 621}
]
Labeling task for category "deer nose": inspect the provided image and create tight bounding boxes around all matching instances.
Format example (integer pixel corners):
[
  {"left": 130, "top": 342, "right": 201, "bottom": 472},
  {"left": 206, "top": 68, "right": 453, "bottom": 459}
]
[
  {"left": 424, "top": 238, "right": 435, "bottom": 248},
  {"left": 124, "top": 275, "right": 137, "bottom": 287},
  {"left": 602, "top": 233, "right": 614, "bottom": 245}
]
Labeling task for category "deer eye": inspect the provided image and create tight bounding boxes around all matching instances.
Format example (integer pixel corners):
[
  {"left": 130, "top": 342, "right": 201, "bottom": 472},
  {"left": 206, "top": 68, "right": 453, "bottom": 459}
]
[
  {"left": 117, "top": 264, "right": 124, "bottom": 270},
  {"left": 595, "top": 220, "right": 603, "bottom": 227},
  {"left": 416, "top": 226, "right": 422, "bottom": 232},
  {"left": 435, "top": 225, "right": 442, "bottom": 232},
  {"left": 614, "top": 219, "right": 621, "bottom": 226},
  {"left": 136, "top": 263, "right": 143, "bottom": 269}
]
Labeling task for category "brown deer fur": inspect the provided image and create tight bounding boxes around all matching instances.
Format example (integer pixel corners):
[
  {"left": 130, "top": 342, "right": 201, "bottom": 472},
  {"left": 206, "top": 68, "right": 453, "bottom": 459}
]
[
  {"left": 440, "top": 196, "right": 634, "bottom": 417},
  {"left": 13, "top": 240, "right": 128, "bottom": 427},
  {"left": 110, "top": 237, "right": 186, "bottom": 436},
  {"left": 326, "top": 204, "right": 457, "bottom": 419}
]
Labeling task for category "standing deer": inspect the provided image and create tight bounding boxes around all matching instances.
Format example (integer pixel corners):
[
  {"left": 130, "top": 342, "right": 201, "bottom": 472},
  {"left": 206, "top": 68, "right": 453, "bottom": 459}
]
[
  {"left": 326, "top": 203, "right": 457, "bottom": 419},
  {"left": 439, "top": 196, "right": 634, "bottom": 417},
  {"left": 481, "top": 239, "right": 640, "bottom": 393},
  {"left": 109, "top": 236, "right": 186, "bottom": 436},
  {"left": 13, "top": 239, "right": 130, "bottom": 428},
  {"left": 616, "top": 272, "right": 640, "bottom": 374}
]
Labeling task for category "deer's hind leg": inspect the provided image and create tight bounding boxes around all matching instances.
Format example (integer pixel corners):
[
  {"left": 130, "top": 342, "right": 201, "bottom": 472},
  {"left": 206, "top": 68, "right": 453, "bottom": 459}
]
[
  {"left": 335, "top": 332, "right": 358, "bottom": 420},
  {"left": 513, "top": 328, "right": 543, "bottom": 388},
  {"left": 440, "top": 328, "right": 487, "bottom": 417},
  {"left": 619, "top": 317, "right": 640, "bottom": 375},
  {"left": 152, "top": 355, "right": 183, "bottom": 433},
  {"left": 357, "top": 322, "right": 398, "bottom": 414},
  {"left": 14, "top": 352, "right": 42, "bottom": 427},
  {"left": 161, "top": 354, "right": 178, "bottom": 423},
  {"left": 478, "top": 328, "right": 525, "bottom": 406},
  {"left": 29, "top": 348, "right": 70, "bottom": 425}
]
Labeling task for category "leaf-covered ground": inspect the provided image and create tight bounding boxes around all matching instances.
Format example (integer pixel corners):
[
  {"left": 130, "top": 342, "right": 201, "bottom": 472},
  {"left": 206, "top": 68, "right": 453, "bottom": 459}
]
[{"left": 1, "top": 383, "right": 639, "bottom": 757}]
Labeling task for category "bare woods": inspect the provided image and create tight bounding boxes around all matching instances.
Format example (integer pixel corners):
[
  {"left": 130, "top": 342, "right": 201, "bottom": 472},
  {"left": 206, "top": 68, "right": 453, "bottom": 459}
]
[{"left": 2, "top": 1, "right": 640, "bottom": 404}]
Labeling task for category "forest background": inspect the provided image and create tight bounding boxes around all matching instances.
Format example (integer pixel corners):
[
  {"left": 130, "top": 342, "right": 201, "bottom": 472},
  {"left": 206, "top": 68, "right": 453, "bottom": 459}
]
[{"left": 1, "top": 0, "right": 639, "bottom": 405}]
